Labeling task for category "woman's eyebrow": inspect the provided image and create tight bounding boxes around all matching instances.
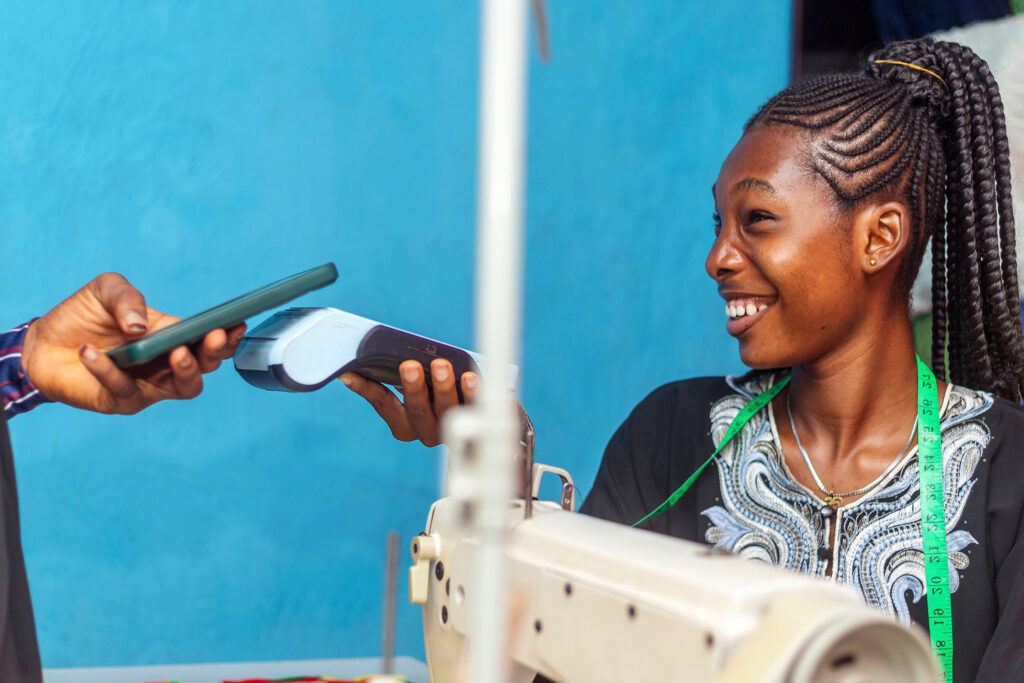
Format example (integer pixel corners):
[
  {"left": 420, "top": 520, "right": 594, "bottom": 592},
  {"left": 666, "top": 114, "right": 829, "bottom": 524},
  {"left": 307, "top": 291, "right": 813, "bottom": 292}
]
[
  {"left": 710, "top": 178, "right": 777, "bottom": 203},
  {"left": 731, "top": 177, "right": 777, "bottom": 196}
]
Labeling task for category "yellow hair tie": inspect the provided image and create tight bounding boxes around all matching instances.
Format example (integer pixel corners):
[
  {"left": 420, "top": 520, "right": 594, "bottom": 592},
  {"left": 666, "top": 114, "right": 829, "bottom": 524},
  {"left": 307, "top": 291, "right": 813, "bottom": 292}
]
[{"left": 873, "top": 59, "right": 946, "bottom": 85}]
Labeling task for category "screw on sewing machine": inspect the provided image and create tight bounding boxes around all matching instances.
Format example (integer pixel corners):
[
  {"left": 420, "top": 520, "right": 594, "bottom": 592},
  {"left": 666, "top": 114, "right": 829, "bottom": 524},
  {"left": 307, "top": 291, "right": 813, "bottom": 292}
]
[
  {"left": 561, "top": 482, "right": 573, "bottom": 510},
  {"left": 435, "top": 562, "right": 445, "bottom": 581},
  {"left": 564, "top": 582, "right": 572, "bottom": 596},
  {"left": 832, "top": 654, "right": 857, "bottom": 669}
]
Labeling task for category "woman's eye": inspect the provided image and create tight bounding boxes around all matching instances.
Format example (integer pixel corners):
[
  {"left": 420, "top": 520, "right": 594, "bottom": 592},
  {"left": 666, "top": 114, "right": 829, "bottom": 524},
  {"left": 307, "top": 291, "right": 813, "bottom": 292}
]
[
  {"left": 748, "top": 210, "right": 774, "bottom": 224},
  {"left": 712, "top": 212, "right": 722, "bottom": 235}
]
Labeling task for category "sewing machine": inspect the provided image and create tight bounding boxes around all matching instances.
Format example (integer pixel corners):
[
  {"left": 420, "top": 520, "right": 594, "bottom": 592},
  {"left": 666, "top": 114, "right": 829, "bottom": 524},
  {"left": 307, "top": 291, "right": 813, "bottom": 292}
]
[{"left": 409, "top": 462, "right": 939, "bottom": 683}]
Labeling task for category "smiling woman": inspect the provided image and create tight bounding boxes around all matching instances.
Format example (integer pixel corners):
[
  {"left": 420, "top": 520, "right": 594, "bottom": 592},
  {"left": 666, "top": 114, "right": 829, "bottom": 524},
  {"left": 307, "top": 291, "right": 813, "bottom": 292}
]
[
  {"left": 581, "top": 38, "right": 1024, "bottom": 682},
  {"left": 344, "top": 37, "right": 1024, "bottom": 682}
]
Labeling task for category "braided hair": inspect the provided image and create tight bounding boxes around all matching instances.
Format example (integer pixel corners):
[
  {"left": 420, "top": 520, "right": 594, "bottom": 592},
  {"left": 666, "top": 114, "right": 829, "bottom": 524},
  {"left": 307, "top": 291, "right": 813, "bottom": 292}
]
[{"left": 745, "top": 38, "right": 1024, "bottom": 401}]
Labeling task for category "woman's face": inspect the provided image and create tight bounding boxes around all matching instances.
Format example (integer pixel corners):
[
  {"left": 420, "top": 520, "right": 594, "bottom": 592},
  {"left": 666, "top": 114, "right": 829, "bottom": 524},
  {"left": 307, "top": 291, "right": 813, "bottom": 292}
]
[{"left": 706, "top": 124, "right": 869, "bottom": 369}]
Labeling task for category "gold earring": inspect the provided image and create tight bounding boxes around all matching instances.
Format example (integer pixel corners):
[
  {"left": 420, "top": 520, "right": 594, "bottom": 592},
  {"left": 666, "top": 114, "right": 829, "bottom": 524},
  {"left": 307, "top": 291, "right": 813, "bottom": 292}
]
[{"left": 870, "top": 258, "right": 877, "bottom": 266}]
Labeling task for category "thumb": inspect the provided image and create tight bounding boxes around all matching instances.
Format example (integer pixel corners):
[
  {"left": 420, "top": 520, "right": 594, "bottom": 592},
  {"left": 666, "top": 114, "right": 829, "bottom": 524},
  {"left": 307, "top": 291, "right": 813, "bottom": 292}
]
[{"left": 90, "top": 272, "right": 149, "bottom": 336}]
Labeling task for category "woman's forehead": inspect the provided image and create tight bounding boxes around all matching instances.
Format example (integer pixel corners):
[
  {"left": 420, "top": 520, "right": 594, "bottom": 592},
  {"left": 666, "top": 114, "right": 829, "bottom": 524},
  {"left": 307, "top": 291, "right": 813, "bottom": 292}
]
[{"left": 714, "top": 126, "right": 818, "bottom": 204}]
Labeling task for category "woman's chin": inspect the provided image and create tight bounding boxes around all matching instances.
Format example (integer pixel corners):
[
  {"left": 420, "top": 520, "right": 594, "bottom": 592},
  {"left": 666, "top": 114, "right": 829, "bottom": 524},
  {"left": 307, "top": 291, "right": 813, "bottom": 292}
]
[{"left": 737, "top": 344, "right": 793, "bottom": 371}]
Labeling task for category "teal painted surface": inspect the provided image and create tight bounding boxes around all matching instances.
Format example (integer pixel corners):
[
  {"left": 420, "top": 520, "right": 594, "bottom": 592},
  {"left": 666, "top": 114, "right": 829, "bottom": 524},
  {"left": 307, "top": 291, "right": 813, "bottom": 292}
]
[{"left": 0, "top": 0, "right": 790, "bottom": 668}]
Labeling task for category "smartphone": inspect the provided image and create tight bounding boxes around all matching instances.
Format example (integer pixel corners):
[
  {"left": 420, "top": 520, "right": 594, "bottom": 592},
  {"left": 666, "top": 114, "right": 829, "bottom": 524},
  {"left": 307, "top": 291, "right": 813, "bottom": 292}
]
[{"left": 105, "top": 263, "right": 339, "bottom": 368}]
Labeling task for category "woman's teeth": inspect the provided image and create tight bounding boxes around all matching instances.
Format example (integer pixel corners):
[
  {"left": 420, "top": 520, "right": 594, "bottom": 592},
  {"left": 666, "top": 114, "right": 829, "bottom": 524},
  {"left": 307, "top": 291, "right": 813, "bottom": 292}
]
[{"left": 725, "top": 301, "right": 769, "bottom": 319}]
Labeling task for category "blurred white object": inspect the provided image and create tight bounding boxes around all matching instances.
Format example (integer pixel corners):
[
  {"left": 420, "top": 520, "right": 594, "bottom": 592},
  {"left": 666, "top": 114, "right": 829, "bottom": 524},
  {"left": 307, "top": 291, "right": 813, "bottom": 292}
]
[{"left": 457, "top": 0, "right": 531, "bottom": 679}]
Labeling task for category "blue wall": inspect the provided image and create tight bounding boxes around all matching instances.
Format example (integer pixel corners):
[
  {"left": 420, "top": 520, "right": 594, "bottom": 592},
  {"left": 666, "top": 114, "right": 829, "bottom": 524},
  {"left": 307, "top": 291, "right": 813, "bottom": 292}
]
[{"left": 1, "top": 0, "right": 790, "bottom": 669}]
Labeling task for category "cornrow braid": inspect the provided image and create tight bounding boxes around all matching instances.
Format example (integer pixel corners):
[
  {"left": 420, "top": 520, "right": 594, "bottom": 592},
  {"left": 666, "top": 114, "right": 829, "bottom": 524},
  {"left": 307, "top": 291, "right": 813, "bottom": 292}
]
[{"left": 745, "top": 38, "right": 1024, "bottom": 401}]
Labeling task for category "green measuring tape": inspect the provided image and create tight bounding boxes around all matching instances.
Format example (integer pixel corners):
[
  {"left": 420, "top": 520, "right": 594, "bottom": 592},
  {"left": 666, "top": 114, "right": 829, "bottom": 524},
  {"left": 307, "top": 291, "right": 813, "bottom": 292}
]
[
  {"left": 633, "top": 359, "right": 952, "bottom": 680},
  {"left": 918, "top": 356, "right": 953, "bottom": 681},
  {"left": 631, "top": 374, "right": 790, "bottom": 528}
]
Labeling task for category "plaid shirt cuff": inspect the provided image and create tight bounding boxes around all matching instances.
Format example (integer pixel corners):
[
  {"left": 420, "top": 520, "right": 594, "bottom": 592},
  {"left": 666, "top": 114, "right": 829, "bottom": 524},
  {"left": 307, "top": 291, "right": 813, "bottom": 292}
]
[{"left": 1, "top": 321, "right": 53, "bottom": 418}]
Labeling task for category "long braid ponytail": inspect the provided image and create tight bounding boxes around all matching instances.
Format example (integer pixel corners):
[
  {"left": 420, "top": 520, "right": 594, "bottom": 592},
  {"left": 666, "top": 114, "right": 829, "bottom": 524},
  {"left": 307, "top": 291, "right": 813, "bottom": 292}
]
[{"left": 746, "top": 38, "right": 1024, "bottom": 400}]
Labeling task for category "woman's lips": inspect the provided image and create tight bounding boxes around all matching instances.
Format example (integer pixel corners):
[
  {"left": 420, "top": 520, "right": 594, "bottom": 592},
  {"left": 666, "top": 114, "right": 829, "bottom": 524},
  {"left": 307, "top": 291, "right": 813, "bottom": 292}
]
[{"left": 723, "top": 296, "right": 776, "bottom": 337}]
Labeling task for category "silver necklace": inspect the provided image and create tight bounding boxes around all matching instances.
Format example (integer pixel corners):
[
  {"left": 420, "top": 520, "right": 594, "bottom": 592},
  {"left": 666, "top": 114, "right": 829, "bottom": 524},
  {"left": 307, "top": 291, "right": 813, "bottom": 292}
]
[{"left": 786, "top": 392, "right": 918, "bottom": 509}]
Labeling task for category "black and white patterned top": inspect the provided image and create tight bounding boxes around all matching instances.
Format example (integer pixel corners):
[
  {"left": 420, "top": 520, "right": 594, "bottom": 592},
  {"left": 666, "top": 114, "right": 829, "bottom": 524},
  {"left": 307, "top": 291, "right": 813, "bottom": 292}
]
[{"left": 582, "top": 374, "right": 1024, "bottom": 683}]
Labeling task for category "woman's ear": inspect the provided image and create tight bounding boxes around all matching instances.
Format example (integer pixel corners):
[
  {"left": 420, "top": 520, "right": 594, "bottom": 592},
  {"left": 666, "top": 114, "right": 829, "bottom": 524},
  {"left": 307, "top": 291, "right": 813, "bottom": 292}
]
[{"left": 858, "top": 201, "right": 911, "bottom": 273}]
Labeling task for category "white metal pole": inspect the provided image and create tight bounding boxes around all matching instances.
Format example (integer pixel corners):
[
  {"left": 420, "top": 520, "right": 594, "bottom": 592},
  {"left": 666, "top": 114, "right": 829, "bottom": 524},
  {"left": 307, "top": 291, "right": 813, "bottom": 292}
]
[{"left": 470, "top": 0, "right": 529, "bottom": 680}]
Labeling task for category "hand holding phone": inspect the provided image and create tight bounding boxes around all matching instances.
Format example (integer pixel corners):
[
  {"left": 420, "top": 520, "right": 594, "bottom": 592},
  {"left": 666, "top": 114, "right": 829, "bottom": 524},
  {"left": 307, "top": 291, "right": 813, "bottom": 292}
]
[
  {"left": 20, "top": 272, "right": 246, "bottom": 414},
  {"left": 21, "top": 265, "right": 337, "bottom": 415}
]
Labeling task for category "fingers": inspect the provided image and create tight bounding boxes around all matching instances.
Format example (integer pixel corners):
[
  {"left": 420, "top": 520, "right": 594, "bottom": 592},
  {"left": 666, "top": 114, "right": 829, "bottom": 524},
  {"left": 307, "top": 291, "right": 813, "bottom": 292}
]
[
  {"left": 430, "top": 359, "right": 460, "bottom": 418},
  {"left": 398, "top": 361, "right": 441, "bottom": 446},
  {"left": 79, "top": 343, "right": 204, "bottom": 414},
  {"left": 339, "top": 372, "right": 417, "bottom": 442},
  {"left": 461, "top": 371, "right": 479, "bottom": 403},
  {"left": 90, "top": 272, "right": 149, "bottom": 335},
  {"left": 225, "top": 323, "right": 247, "bottom": 353},
  {"left": 198, "top": 328, "right": 227, "bottom": 372},
  {"left": 338, "top": 360, "right": 478, "bottom": 448},
  {"left": 168, "top": 346, "right": 203, "bottom": 399},
  {"left": 196, "top": 323, "right": 247, "bottom": 373},
  {"left": 196, "top": 329, "right": 228, "bottom": 373},
  {"left": 79, "top": 344, "right": 142, "bottom": 413}
]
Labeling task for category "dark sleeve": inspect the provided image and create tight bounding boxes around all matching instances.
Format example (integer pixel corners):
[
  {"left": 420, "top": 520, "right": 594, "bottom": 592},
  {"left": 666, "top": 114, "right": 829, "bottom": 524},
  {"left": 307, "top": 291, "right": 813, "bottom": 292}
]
[
  {"left": 0, "top": 412, "right": 43, "bottom": 681},
  {"left": 974, "top": 401, "right": 1024, "bottom": 681},
  {"left": 579, "top": 384, "right": 678, "bottom": 526},
  {"left": 580, "top": 378, "right": 724, "bottom": 534}
]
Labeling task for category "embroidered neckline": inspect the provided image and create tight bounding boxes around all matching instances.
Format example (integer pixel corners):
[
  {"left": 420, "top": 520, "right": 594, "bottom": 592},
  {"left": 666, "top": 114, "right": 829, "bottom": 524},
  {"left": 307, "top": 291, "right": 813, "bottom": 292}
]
[
  {"left": 702, "top": 374, "right": 986, "bottom": 622},
  {"left": 763, "top": 376, "right": 955, "bottom": 513}
]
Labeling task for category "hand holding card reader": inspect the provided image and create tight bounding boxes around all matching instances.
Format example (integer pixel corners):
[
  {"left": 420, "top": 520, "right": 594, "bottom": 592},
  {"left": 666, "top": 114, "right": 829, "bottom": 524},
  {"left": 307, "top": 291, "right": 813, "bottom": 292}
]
[{"left": 234, "top": 307, "right": 519, "bottom": 399}]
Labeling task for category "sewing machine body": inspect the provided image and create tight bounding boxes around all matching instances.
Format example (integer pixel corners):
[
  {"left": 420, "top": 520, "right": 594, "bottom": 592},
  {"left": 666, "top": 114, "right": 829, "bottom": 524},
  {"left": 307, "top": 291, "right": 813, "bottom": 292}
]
[{"left": 410, "top": 479, "right": 938, "bottom": 683}]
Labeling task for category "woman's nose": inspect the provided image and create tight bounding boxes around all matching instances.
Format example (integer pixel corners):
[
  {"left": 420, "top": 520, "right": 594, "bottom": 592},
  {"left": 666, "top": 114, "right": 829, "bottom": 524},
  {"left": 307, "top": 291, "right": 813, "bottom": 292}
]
[{"left": 705, "top": 231, "right": 744, "bottom": 281}]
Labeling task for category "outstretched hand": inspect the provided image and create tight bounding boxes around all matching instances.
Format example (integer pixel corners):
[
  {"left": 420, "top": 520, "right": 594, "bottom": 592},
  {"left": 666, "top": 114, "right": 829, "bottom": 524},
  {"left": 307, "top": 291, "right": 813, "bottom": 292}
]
[
  {"left": 339, "top": 358, "right": 478, "bottom": 447},
  {"left": 21, "top": 272, "right": 246, "bottom": 415}
]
